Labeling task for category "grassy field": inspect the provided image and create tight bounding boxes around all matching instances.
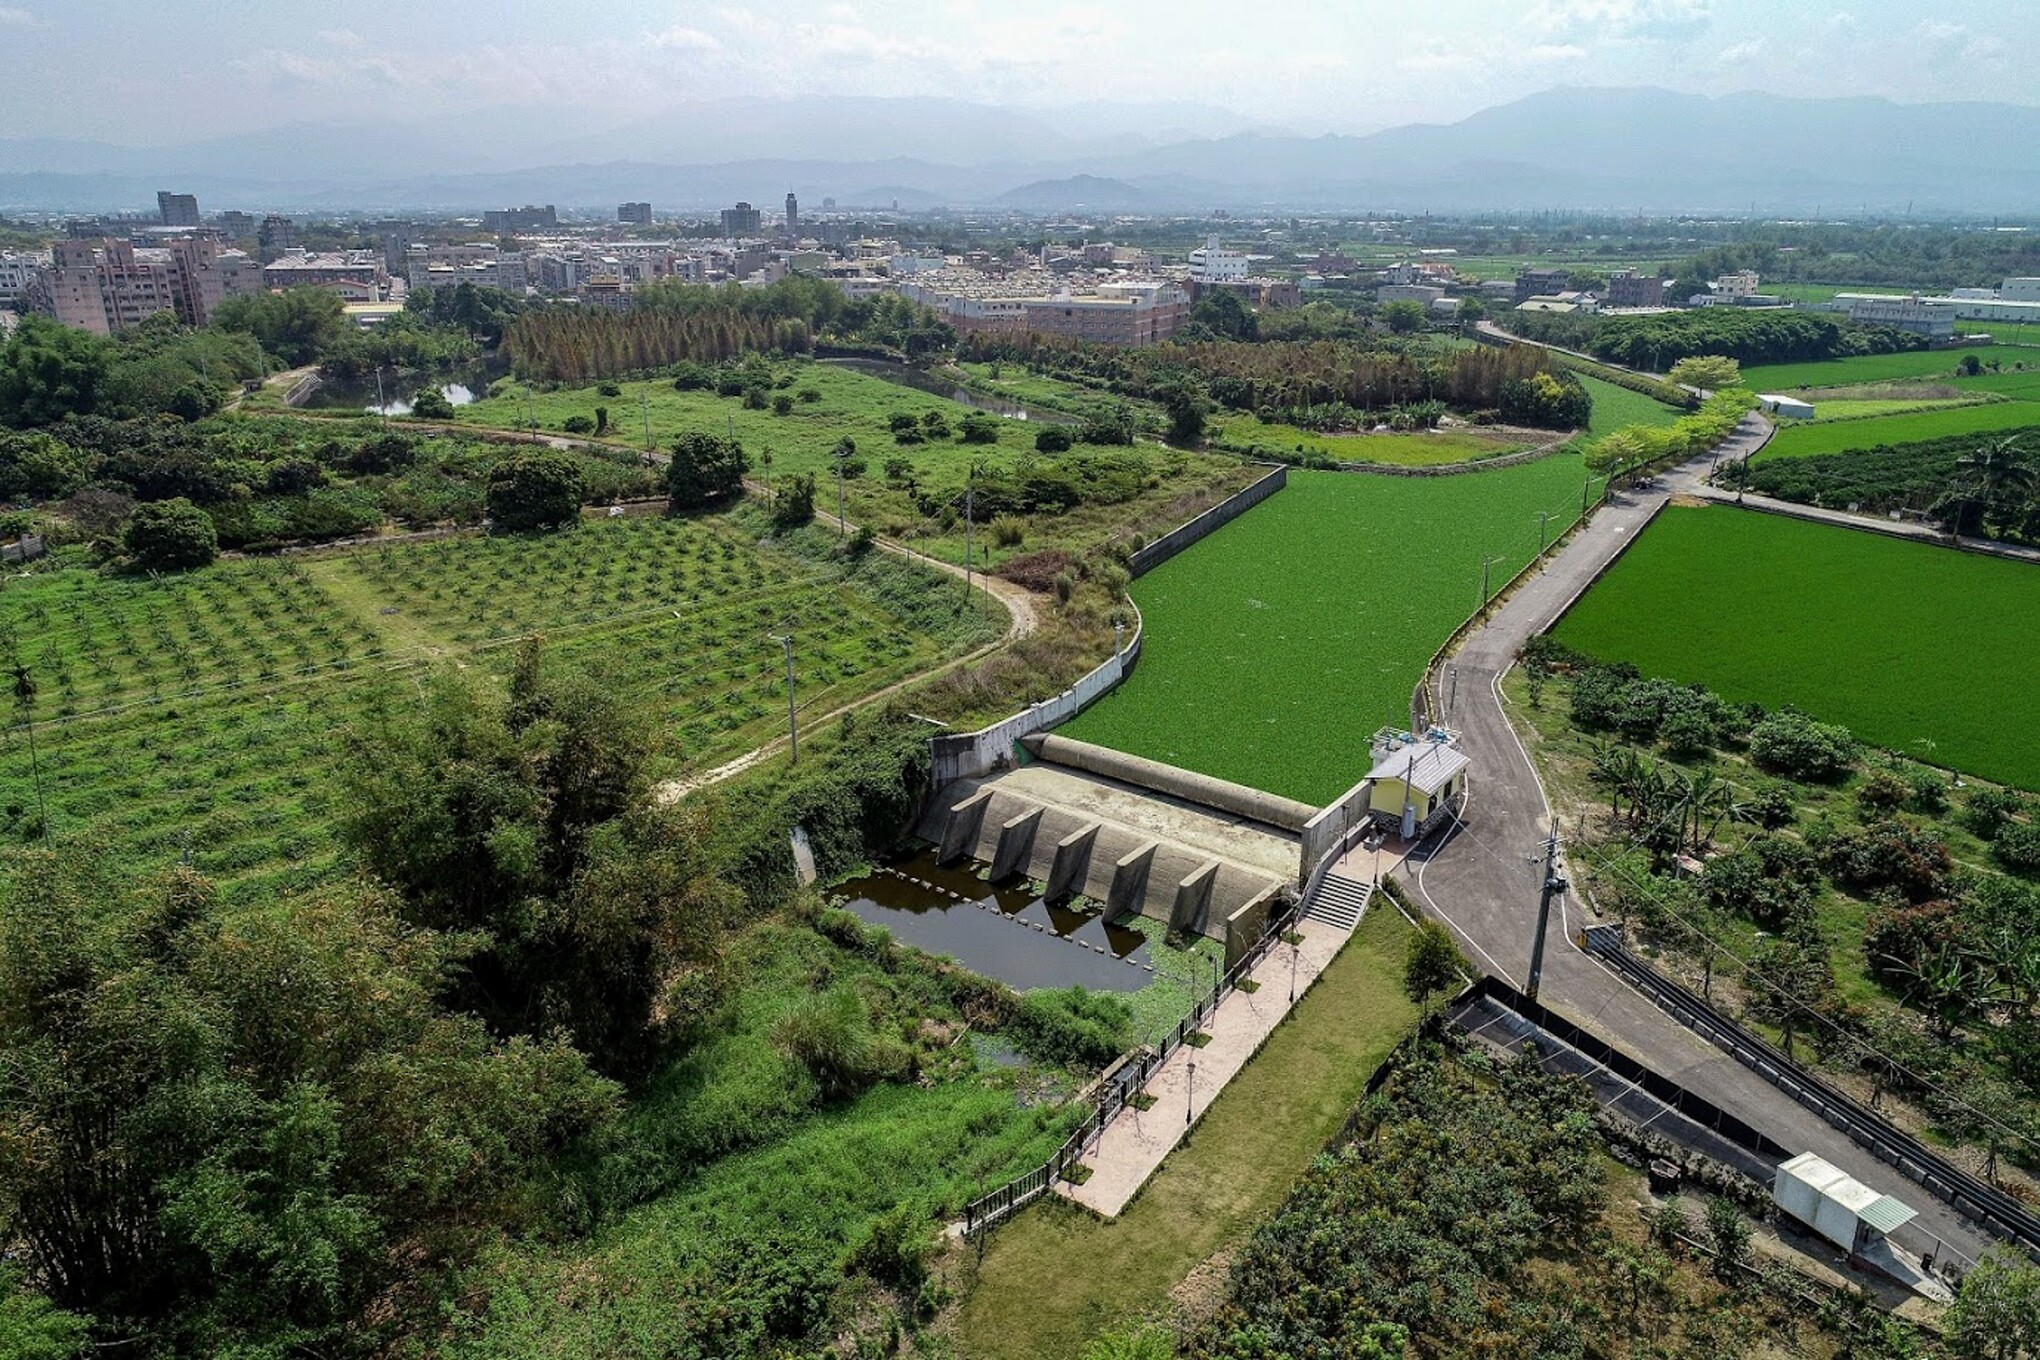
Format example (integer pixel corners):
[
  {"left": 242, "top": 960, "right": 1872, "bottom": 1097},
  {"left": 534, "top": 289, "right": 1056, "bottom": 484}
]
[
  {"left": 948, "top": 906, "right": 1415, "bottom": 1360},
  {"left": 1579, "top": 373, "right": 1687, "bottom": 434},
  {"left": 1063, "top": 460, "right": 1605, "bottom": 804},
  {"left": 1550, "top": 505, "right": 2040, "bottom": 791},
  {"left": 0, "top": 513, "right": 1002, "bottom": 897},
  {"left": 1210, "top": 413, "right": 1538, "bottom": 467},
  {"left": 1806, "top": 395, "right": 1997, "bottom": 421},
  {"left": 457, "top": 360, "right": 1255, "bottom": 570},
  {"left": 1759, "top": 395, "right": 2040, "bottom": 460},
  {"left": 1741, "top": 349, "right": 2035, "bottom": 390}
]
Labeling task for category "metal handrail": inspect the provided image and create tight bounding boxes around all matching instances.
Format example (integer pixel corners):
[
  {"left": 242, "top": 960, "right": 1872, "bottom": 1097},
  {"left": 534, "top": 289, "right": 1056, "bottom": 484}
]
[{"left": 963, "top": 894, "right": 1304, "bottom": 1234}]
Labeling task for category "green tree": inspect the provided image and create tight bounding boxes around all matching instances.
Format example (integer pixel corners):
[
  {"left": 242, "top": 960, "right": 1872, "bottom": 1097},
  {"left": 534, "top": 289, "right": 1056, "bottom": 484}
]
[
  {"left": 211, "top": 288, "right": 346, "bottom": 367},
  {"left": 121, "top": 497, "right": 218, "bottom": 570},
  {"left": 1939, "top": 435, "right": 2034, "bottom": 537},
  {"left": 1703, "top": 1196, "right": 1751, "bottom": 1281},
  {"left": 772, "top": 471, "right": 817, "bottom": 532},
  {"left": 1380, "top": 300, "right": 1428, "bottom": 334},
  {"left": 667, "top": 432, "right": 749, "bottom": 511},
  {"left": 408, "top": 386, "right": 455, "bottom": 420},
  {"left": 1157, "top": 376, "right": 1210, "bottom": 446},
  {"left": 1403, "top": 918, "right": 1468, "bottom": 1016},
  {"left": 0, "top": 1267, "right": 90, "bottom": 1359},
  {"left": 486, "top": 450, "right": 584, "bottom": 531},
  {"left": 1668, "top": 355, "right": 1743, "bottom": 391},
  {"left": 339, "top": 644, "right": 742, "bottom": 1075},
  {"left": 0, "top": 316, "right": 112, "bottom": 428},
  {"left": 1946, "top": 1246, "right": 2040, "bottom": 1360},
  {"left": 0, "top": 851, "right": 614, "bottom": 1349},
  {"left": 0, "top": 432, "right": 89, "bottom": 501},
  {"left": 1189, "top": 290, "right": 1259, "bottom": 341}
]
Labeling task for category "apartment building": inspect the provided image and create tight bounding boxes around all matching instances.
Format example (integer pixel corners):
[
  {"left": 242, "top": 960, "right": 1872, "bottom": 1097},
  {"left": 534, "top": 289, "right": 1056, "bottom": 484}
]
[
  {"left": 617, "top": 202, "right": 653, "bottom": 226},
  {"left": 482, "top": 204, "right": 557, "bottom": 233},
  {"left": 900, "top": 269, "right": 1189, "bottom": 346},
  {"left": 406, "top": 242, "right": 527, "bottom": 293},
  {"left": 1514, "top": 267, "right": 1570, "bottom": 303},
  {"left": 258, "top": 215, "right": 298, "bottom": 253},
  {"left": 1188, "top": 235, "right": 1249, "bottom": 283},
  {"left": 156, "top": 191, "right": 200, "bottom": 227},
  {"left": 262, "top": 249, "right": 387, "bottom": 294},
  {"left": 719, "top": 201, "right": 763, "bottom": 237},
  {"left": 0, "top": 252, "right": 47, "bottom": 304},
  {"left": 1606, "top": 268, "right": 1671, "bottom": 308},
  {"left": 1832, "top": 293, "right": 1955, "bottom": 340},
  {"left": 31, "top": 236, "right": 250, "bottom": 333}
]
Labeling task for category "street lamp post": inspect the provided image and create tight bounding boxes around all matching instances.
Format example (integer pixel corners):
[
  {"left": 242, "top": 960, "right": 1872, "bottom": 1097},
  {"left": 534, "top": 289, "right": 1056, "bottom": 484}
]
[
  {"left": 1289, "top": 931, "right": 1298, "bottom": 1005},
  {"left": 1186, "top": 1061, "right": 1196, "bottom": 1133}
]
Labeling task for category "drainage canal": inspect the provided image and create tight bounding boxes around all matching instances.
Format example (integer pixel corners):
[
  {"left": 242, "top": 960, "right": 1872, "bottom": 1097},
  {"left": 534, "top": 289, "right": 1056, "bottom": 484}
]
[{"left": 831, "top": 849, "right": 1151, "bottom": 991}]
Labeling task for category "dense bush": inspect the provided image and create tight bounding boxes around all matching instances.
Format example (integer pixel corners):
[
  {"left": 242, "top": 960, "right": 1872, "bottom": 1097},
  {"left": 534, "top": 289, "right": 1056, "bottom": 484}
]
[
  {"left": 1004, "top": 987, "right": 1133, "bottom": 1069},
  {"left": 0, "top": 431, "right": 90, "bottom": 501},
  {"left": 1034, "top": 425, "right": 1075, "bottom": 453},
  {"left": 1700, "top": 834, "right": 1821, "bottom": 930},
  {"left": 1994, "top": 821, "right": 2040, "bottom": 878},
  {"left": 486, "top": 449, "right": 585, "bottom": 531},
  {"left": 122, "top": 496, "right": 218, "bottom": 570},
  {"left": 771, "top": 472, "right": 816, "bottom": 532},
  {"left": 1818, "top": 818, "right": 1952, "bottom": 902},
  {"left": 667, "top": 432, "right": 748, "bottom": 511},
  {"left": 772, "top": 986, "right": 911, "bottom": 1102},
  {"left": 1966, "top": 787, "right": 2030, "bottom": 841},
  {"left": 1749, "top": 710, "right": 1859, "bottom": 782}
]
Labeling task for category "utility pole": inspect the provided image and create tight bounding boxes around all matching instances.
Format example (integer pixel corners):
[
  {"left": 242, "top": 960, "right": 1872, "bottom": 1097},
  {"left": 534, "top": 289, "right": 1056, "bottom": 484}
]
[
  {"left": 963, "top": 472, "right": 976, "bottom": 601},
  {"left": 1480, "top": 554, "right": 1500, "bottom": 608},
  {"left": 1537, "top": 509, "right": 1551, "bottom": 553},
  {"left": 1582, "top": 476, "right": 1592, "bottom": 518},
  {"left": 833, "top": 443, "right": 849, "bottom": 537},
  {"left": 1185, "top": 1060, "right": 1196, "bottom": 1134},
  {"left": 374, "top": 365, "right": 387, "bottom": 424},
  {"left": 641, "top": 392, "right": 652, "bottom": 452},
  {"left": 1447, "top": 664, "right": 1458, "bottom": 716},
  {"left": 11, "top": 666, "right": 44, "bottom": 839},
  {"left": 772, "top": 634, "right": 798, "bottom": 764},
  {"left": 1525, "top": 827, "right": 1567, "bottom": 1002}
]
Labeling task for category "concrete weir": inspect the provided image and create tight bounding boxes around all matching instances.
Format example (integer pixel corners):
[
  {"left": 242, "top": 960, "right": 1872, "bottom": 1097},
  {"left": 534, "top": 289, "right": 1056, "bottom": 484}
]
[{"left": 915, "top": 735, "right": 1305, "bottom": 955}]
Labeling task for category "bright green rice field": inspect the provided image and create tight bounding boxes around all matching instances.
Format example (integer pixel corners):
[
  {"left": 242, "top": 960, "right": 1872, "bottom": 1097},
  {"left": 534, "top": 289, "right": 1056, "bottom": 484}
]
[
  {"left": 1550, "top": 505, "right": 2040, "bottom": 791},
  {"left": 1063, "top": 459, "right": 1605, "bottom": 804},
  {"left": 1758, "top": 396, "right": 2040, "bottom": 460}
]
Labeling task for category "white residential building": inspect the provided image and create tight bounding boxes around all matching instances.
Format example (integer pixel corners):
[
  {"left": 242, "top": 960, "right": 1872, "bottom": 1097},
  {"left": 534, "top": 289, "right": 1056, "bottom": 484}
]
[{"left": 1188, "top": 235, "right": 1249, "bottom": 284}]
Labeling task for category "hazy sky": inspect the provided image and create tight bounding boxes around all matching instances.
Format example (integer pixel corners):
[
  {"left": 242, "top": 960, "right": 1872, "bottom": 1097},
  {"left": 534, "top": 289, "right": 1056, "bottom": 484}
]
[{"left": 4, "top": 0, "right": 2033, "bottom": 143}]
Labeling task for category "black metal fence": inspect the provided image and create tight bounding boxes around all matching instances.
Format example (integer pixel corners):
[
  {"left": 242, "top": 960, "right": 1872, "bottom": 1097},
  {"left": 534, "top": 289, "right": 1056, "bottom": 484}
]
[
  {"left": 962, "top": 894, "right": 1305, "bottom": 1235},
  {"left": 1584, "top": 925, "right": 2040, "bottom": 1259}
]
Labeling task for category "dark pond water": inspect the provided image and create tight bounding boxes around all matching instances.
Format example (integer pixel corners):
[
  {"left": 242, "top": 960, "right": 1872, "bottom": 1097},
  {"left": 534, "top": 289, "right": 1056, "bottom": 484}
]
[
  {"left": 300, "top": 361, "right": 502, "bottom": 416},
  {"left": 832, "top": 850, "right": 1151, "bottom": 991},
  {"left": 822, "top": 357, "right": 1079, "bottom": 425}
]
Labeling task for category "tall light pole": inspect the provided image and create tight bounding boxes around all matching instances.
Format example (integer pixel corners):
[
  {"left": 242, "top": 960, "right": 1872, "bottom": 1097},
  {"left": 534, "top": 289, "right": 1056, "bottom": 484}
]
[
  {"left": 1537, "top": 509, "right": 1551, "bottom": 553},
  {"left": 832, "top": 438, "right": 852, "bottom": 537},
  {"left": 1480, "top": 554, "right": 1501, "bottom": 608},
  {"left": 771, "top": 634, "right": 798, "bottom": 764},
  {"left": 12, "top": 665, "right": 44, "bottom": 839},
  {"left": 962, "top": 470, "right": 976, "bottom": 601},
  {"left": 373, "top": 365, "right": 387, "bottom": 424},
  {"left": 1185, "top": 1060, "right": 1196, "bottom": 1134},
  {"left": 641, "top": 392, "right": 652, "bottom": 452}
]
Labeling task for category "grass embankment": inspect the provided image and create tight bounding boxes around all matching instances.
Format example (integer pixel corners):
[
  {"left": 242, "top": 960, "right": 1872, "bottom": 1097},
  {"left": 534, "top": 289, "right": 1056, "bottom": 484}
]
[
  {"left": 456, "top": 360, "right": 1257, "bottom": 571},
  {"left": 0, "top": 513, "right": 1002, "bottom": 896},
  {"left": 948, "top": 906, "right": 1416, "bottom": 1360},
  {"left": 1580, "top": 373, "right": 1687, "bottom": 434},
  {"left": 441, "top": 916, "right": 1085, "bottom": 1358},
  {"left": 1550, "top": 504, "right": 2040, "bottom": 791},
  {"left": 1806, "top": 396, "right": 1997, "bottom": 422},
  {"left": 1063, "top": 460, "right": 1605, "bottom": 805}
]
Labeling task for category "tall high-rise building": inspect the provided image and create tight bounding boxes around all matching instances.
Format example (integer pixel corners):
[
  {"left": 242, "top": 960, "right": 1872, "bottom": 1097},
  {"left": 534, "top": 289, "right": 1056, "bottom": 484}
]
[
  {"left": 157, "top": 191, "right": 200, "bottom": 227},
  {"left": 784, "top": 191, "right": 799, "bottom": 239},
  {"left": 258, "top": 215, "right": 298, "bottom": 253},
  {"left": 719, "top": 201, "right": 762, "bottom": 237},
  {"left": 32, "top": 235, "right": 246, "bottom": 334},
  {"left": 617, "top": 201, "right": 653, "bottom": 226},
  {"left": 481, "top": 204, "right": 557, "bottom": 233}
]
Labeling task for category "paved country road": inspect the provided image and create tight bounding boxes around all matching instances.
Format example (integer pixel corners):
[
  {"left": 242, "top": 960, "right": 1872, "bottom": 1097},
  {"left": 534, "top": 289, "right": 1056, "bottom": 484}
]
[{"left": 1401, "top": 412, "right": 1998, "bottom": 1267}]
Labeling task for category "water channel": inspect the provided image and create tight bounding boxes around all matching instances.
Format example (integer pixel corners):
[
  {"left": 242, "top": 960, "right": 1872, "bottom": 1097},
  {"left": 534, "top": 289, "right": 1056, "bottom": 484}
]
[
  {"left": 831, "top": 849, "right": 1151, "bottom": 991},
  {"left": 822, "top": 357, "right": 1078, "bottom": 425},
  {"left": 298, "top": 361, "right": 502, "bottom": 416}
]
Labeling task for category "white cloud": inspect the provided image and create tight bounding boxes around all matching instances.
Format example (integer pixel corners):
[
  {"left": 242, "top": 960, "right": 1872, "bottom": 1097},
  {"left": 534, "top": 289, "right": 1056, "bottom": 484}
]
[
  {"left": 1716, "top": 39, "right": 1761, "bottom": 63},
  {"left": 0, "top": 6, "right": 42, "bottom": 28},
  {"left": 1526, "top": 42, "right": 1589, "bottom": 61},
  {"left": 1526, "top": 0, "right": 1712, "bottom": 40},
  {"left": 647, "top": 24, "right": 721, "bottom": 51},
  {"left": 315, "top": 28, "right": 365, "bottom": 49}
]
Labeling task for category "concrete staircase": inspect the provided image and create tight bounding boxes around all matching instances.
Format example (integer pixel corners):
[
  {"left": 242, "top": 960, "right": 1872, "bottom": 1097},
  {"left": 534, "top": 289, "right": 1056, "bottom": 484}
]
[{"left": 1305, "top": 872, "right": 1371, "bottom": 932}]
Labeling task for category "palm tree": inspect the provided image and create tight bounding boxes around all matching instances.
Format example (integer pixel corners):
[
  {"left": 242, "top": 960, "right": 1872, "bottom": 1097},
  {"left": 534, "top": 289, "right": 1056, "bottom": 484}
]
[{"left": 1942, "top": 435, "right": 2035, "bottom": 537}]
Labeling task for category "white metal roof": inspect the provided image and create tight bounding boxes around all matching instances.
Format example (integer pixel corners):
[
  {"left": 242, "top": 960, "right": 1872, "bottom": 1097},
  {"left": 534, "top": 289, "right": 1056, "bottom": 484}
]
[
  {"left": 1777, "top": 1152, "right": 1917, "bottom": 1233},
  {"left": 1366, "top": 742, "right": 1469, "bottom": 796}
]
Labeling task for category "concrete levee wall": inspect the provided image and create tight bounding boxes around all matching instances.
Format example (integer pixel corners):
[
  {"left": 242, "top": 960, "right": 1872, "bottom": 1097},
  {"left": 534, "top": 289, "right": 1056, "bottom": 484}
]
[
  {"left": 1298, "top": 776, "right": 1374, "bottom": 888},
  {"left": 928, "top": 624, "right": 1140, "bottom": 786},
  {"left": 1128, "top": 465, "right": 1287, "bottom": 577}
]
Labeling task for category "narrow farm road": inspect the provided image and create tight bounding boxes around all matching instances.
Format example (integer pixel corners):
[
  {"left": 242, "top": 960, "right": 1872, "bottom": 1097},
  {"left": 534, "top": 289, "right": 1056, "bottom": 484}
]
[{"left": 1405, "top": 413, "right": 1997, "bottom": 1266}]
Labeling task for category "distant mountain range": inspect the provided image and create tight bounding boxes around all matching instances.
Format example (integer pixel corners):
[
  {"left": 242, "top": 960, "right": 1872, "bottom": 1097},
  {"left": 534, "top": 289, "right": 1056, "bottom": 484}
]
[{"left": 3, "top": 88, "right": 2038, "bottom": 216}]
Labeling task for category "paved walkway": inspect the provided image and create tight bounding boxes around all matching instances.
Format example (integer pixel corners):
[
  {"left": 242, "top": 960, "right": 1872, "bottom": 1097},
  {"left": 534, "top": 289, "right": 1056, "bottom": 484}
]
[
  {"left": 1680, "top": 480, "right": 2040, "bottom": 565},
  {"left": 1056, "top": 914, "right": 1353, "bottom": 1218},
  {"left": 1407, "top": 413, "right": 1995, "bottom": 1267}
]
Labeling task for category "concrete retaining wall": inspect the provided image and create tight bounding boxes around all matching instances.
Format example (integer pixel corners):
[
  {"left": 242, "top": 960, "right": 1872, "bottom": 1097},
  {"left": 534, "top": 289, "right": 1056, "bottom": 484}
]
[
  {"left": 1128, "top": 465, "right": 1287, "bottom": 577},
  {"left": 1298, "top": 775, "right": 1374, "bottom": 888},
  {"left": 928, "top": 626, "right": 1140, "bottom": 786}
]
